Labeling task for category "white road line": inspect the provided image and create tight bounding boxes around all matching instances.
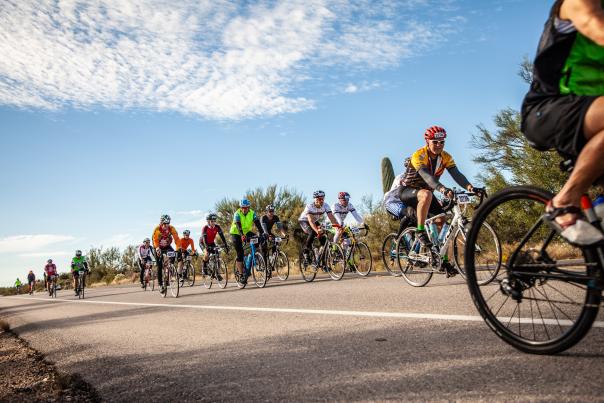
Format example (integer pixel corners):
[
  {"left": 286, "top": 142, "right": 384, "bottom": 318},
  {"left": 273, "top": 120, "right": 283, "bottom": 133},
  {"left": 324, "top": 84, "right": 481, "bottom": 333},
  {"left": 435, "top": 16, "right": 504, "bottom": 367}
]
[{"left": 4, "top": 295, "right": 604, "bottom": 328}]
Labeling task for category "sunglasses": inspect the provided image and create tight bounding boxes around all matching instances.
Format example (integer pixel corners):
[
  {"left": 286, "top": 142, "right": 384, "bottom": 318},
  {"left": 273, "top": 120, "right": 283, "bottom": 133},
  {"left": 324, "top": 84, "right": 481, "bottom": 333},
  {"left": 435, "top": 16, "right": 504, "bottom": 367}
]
[{"left": 430, "top": 140, "right": 445, "bottom": 145}]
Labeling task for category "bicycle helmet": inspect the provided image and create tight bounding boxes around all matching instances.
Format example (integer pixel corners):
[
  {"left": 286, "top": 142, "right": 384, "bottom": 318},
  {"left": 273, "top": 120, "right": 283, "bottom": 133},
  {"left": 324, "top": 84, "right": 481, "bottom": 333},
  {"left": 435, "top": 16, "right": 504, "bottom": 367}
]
[
  {"left": 265, "top": 204, "right": 275, "bottom": 212},
  {"left": 183, "top": 229, "right": 191, "bottom": 236},
  {"left": 240, "top": 199, "right": 251, "bottom": 208},
  {"left": 47, "top": 259, "right": 53, "bottom": 263},
  {"left": 424, "top": 125, "right": 447, "bottom": 140},
  {"left": 160, "top": 214, "right": 171, "bottom": 224},
  {"left": 75, "top": 250, "right": 82, "bottom": 257},
  {"left": 338, "top": 191, "right": 350, "bottom": 201},
  {"left": 206, "top": 213, "right": 218, "bottom": 221},
  {"left": 143, "top": 238, "right": 150, "bottom": 243},
  {"left": 313, "top": 190, "right": 325, "bottom": 198}
]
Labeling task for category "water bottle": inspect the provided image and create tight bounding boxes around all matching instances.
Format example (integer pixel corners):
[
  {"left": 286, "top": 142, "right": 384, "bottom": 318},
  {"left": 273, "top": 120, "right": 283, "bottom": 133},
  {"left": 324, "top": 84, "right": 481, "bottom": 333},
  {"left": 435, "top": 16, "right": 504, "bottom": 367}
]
[
  {"left": 245, "top": 254, "right": 252, "bottom": 271},
  {"left": 593, "top": 195, "right": 604, "bottom": 220},
  {"left": 429, "top": 223, "right": 439, "bottom": 245},
  {"left": 438, "top": 223, "right": 450, "bottom": 244}
]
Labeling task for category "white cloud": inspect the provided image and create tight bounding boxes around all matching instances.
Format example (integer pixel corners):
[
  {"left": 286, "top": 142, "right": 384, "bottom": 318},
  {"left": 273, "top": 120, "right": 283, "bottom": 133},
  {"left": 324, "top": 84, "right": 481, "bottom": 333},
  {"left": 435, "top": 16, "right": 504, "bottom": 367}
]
[
  {"left": 0, "top": 0, "right": 459, "bottom": 120},
  {"left": 344, "top": 84, "right": 358, "bottom": 93},
  {"left": 343, "top": 81, "right": 380, "bottom": 94},
  {"left": 0, "top": 234, "right": 75, "bottom": 254},
  {"left": 20, "top": 251, "right": 72, "bottom": 258}
]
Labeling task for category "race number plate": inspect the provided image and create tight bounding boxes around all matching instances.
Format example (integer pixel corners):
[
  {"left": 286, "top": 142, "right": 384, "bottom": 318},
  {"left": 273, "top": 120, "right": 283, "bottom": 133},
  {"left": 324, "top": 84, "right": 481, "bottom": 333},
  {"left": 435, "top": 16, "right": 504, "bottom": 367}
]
[
  {"left": 274, "top": 237, "right": 282, "bottom": 243},
  {"left": 167, "top": 251, "right": 176, "bottom": 258},
  {"left": 351, "top": 227, "right": 361, "bottom": 235},
  {"left": 456, "top": 194, "right": 471, "bottom": 204},
  {"left": 250, "top": 238, "right": 259, "bottom": 245}
]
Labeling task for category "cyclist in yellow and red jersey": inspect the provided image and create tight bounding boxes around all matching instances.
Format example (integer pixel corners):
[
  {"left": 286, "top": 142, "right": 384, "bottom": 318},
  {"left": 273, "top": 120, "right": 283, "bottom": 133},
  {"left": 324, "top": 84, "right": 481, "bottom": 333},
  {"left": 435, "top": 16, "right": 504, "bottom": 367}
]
[
  {"left": 152, "top": 214, "right": 181, "bottom": 294},
  {"left": 399, "top": 126, "right": 482, "bottom": 250}
]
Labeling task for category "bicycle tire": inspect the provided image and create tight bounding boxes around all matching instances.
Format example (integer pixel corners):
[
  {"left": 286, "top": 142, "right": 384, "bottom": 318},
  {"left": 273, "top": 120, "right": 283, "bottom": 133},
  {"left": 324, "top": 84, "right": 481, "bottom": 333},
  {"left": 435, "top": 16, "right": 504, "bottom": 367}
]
[
  {"left": 203, "top": 261, "right": 213, "bottom": 289},
  {"left": 234, "top": 263, "right": 247, "bottom": 289},
  {"left": 453, "top": 221, "right": 501, "bottom": 285},
  {"left": 327, "top": 243, "right": 346, "bottom": 280},
  {"left": 185, "top": 262, "right": 196, "bottom": 287},
  {"left": 396, "top": 228, "right": 433, "bottom": 287},
  {"left": 299, "top": 249, "right": 317, "bottom": 282},
  {"left": 79, "top": 274, "right": 85, "bottom": 299},
  {"left": 151, "top": 269, "right": 155, "bottom": 291},
  {"left": 352, "top": 242, "right": 372, "bottom": 276},
  {"left": 252, "top": 253, "right": 268, "bottom": 288},
  {"left": 275, "top": 251, "right": 290, "bottom": 281},
  {"left": 381, "top": 233, "right": 401, "bottom": 276},
  {"left": 465, "top": 185, "right": 601, "bottom": 354},
  {"left": 216, "top": 257, "right": 228, "bottom": 289},
  {"left": 162, "top": 266, "right": 169, "bottom": 298}
]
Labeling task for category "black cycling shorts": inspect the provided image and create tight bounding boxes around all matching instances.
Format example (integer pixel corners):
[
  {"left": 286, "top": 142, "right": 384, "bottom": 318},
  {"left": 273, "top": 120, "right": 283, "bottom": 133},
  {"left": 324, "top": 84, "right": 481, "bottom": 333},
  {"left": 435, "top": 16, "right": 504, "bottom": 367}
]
[
  {"left": 398, "top": 187, "right": 444, "bottom": 217},
  {"left": 521, "top": 94, "right": 597, "bottom": 158}
]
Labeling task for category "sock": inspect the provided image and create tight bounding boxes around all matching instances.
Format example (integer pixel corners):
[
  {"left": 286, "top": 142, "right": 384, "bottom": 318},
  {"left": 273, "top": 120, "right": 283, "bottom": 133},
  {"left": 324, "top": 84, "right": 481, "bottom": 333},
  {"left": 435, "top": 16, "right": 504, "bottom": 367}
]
[
  {"left": 443, "top": 255, "right": 449, "bottom": 262},
  {"left": 417, "top": 224, "right": 425, "bottom": 231}
]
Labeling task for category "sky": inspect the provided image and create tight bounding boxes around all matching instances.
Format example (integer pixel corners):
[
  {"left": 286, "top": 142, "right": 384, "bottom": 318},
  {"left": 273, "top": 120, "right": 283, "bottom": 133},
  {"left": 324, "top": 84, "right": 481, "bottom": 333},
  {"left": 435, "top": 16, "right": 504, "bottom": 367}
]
[{"left": 0, "top": 0, "right": 551, "bottom": 286}]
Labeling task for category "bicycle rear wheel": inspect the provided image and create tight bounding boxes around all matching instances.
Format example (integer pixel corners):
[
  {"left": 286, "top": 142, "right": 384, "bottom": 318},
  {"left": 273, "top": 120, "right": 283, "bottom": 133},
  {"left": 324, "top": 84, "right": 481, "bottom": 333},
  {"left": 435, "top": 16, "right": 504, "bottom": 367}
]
[
  {"left": 454, "top": 221, "right": 501, "bottom": 285},
  {"left": 396, "top": 228, "right": 433, "bottom": 287},
  {"left": 275, "top": 251, "right": 289, "bottom": 281},
  {"left": 352, "top": 242, "right": 372, "bottom": 276},
  {"left": 299, "top": 249, "right": 317, "bottom": 282},
  {"left": 185, "top": 262, "right": 196, "bottom": 287},
  {"left": 381, "top": 233, "right": 401, "bottom": 276},
  {"left": 464, "top": 186, "right": 602, "bottom": 354},
  {"left": 327, "top": 243, "right": 346, "bottom": 280},
  {"left": 252, "top": 253, "right": 268, "bottom": 288}
]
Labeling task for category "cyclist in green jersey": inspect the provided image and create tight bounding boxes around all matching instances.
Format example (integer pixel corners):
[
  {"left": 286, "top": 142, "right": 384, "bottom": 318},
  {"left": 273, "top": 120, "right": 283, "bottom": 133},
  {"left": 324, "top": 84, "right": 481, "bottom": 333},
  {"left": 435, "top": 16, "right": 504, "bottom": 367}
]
[
  {"left": 522, "top": 0, "right": 604, "bottom": 245},
  {"left": 14, "top": 278, "right": 22, "bottom": 293},
  {"left": 71, "top": 250, "right": 89, "bottom": 296},
  {"left": 230, "top": 199, "right": 265, "bottom": 284}
]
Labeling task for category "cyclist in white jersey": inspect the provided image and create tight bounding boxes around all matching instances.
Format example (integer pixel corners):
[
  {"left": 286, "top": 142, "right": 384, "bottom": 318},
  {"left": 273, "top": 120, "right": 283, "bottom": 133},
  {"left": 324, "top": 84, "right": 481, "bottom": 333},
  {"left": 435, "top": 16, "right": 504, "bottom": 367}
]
[
  {"left": 383, "top": 158, "right": 416, "bottom": 236},
  {"left": 332, "top": 192, "right": 365, "bottom": 243},
  {"left": 298, "top": 190, "right": 340, "bottom": 263}
]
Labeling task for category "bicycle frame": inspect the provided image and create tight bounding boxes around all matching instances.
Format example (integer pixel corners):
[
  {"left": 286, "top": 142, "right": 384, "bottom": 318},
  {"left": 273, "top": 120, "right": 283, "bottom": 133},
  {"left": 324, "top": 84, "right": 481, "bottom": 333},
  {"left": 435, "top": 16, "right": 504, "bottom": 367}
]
[{"left": 244, "top": 237, "right": 259, "bottom": 275}]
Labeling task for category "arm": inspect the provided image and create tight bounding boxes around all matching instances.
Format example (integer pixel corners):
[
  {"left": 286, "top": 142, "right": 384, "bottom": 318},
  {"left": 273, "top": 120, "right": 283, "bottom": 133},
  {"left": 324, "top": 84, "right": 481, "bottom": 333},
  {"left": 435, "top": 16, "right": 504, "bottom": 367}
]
[
  {"left": 561, "top": 0, "right": 604, "bottom": 46},
  {"left": 170, "top": 226, "right": 181, "bottom": 249},
  {"left": 307, "top": 214, "right": 321, "bottom": 234},
  {"left": 254, "top": 216, "right": 265, "bottom": 235},
  {"left": 201, "top": 227, "right": 208, "bottom": 248},
  {"left": 417, "top": 167, "right": 444, "bottom": 191},
  {"left": 327, "top": 212, "right": 340, "bottom": 227},
  {"left": 152, "top": 227, "right": 160, "bottom": 249},
  {"left": 217, "top": 227, "right": 228, "bottom": 247},
  {"left": 260, "top": 216, "right": 270, "bottom": 235},
  {"left": 447, "top": 166, "right": 472, "bottom": 191},
  {"left": 349, "top": 207, "right": 364, "bottom": 225}
]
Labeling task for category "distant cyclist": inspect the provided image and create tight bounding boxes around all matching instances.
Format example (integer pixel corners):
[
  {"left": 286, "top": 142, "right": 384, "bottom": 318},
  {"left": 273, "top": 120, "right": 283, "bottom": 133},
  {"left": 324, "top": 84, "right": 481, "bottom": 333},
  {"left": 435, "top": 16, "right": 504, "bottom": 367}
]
[
  {"left": 383, "top": 158, "right": 415, "bottom": 236},
  {"left": 44, "top": 259, "right": 58, "bottom": 295},
  {"left": 137, "top": 238, "right": 154, "bottom": 288},
  {"left": 332, "top": 192, "right": 365, "bottom": 244},
  {"left": 261, "top": 204, "right": 287, "bottom": 261},
  {"left": 298, "top": 190, "right": 340, "bottom": 265},
  {"left": 178, "top": 229, "right": 197, "bottom": 275},
  {"left": 152, "top": 214, "right": 181, "bottom": 294},
  {"left": 230, "top": 199, "right": 265, "bottom": 284},
  {"left": 14, "top": 278, "right": 22, "bottom": 293},
  {"left": 71, "top": 250, "right": 89, "bottom": 296},
  {"left": 27, "top": 270, "right": 35, "bottom": 294},
  {"left": 199, "top": 213, "right": 229, "bottom": 279}
]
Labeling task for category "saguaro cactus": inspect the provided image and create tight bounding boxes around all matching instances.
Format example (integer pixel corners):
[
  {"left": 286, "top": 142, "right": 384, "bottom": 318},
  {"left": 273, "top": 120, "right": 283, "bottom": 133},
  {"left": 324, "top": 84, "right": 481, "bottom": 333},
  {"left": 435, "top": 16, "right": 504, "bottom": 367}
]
[{"left": 381, "top": 157, "right": 395, "bottom": 194}]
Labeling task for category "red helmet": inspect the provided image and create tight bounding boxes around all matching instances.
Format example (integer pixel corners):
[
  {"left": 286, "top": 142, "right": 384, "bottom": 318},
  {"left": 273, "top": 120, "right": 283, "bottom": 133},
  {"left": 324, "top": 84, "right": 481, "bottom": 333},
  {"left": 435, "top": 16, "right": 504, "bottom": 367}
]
[{"left": 424, "top": 125, "right": 447, "bottom": 140}]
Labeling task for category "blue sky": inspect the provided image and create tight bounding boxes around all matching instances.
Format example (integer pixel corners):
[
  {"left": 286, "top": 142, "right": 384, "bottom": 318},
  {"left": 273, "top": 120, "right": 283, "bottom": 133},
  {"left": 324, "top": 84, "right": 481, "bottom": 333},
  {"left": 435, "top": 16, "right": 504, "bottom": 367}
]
[{"left": 0, "top": 0, "right": 550, "bottom": 286}]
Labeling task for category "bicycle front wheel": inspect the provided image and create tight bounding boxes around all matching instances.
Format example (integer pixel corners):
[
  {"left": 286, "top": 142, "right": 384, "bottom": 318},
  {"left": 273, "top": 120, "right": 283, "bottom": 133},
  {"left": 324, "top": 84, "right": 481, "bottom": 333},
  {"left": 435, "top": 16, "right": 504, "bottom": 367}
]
[
  {"left": 233, "top": 263, "right": 247, "bottom": 289},
  {"left": 352, "top": 242, "right": 372, "bottom": 276},
  {"left": 79, "top": 274, "right": 86, "bottom": 299},
  {"left": 381, "top": 233, "right": 401, "bottom": 276},
  {"left": 168, "top": 264, "right": 180, "bottom": 298},
  {"left": 454, "top": 221, "right": 501, "bottom": 285},
  {"left": 465, "top": 185, "right": 601, "bottom": 354},
  {"left": 396, "top": 228, "right": 433, "bottom": 287},
  {"left": 202, "top": 262, "right": 213, "bottom": 289},
  {"left": 252, "top": 252, "right": 268, "bottom": 288},
  {"left": 216, "top": 258, "right": 228, "bottom": 289},
  {"left": 185, "top": 262, "right": 196, "bottom": 287},
  {"left": 327, "top": 243, "right": 346, "bottom": 280},
  {"left": 275, "top": 251, "right": 290, "bottom": 281},
  {"left": 299, "top": 250, "right": 317, "bottom": 282}
]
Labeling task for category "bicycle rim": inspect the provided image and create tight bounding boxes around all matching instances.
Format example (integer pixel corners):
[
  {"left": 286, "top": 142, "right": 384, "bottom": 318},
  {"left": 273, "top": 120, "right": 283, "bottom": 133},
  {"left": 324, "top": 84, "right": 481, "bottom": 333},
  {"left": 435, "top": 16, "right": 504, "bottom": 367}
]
[
  {"left": 299, "top": 250, "right": 317, "bottom": 282},
  {"left": 186, "top": 262, "right": 196, "bottom": 287},
  {"left": 465, "top": 185, "right": 601, "bottom": 354},
  {"left": 381, "top": 233, "right": 400, "bottom": 276},
  {"left": 234, "top": 264, "right": 247, "bottom": 289},
  {"left": 275, "top": 251, "right": 289, "bottom": 281},
  {"left": 203, "top": 262, "right": 213, "bottom": 289},
  {"left": 396, "top": 228, "right": 433, "bottom": 287},
  {"left": 252, "top": 253, "right": 267, "bottom": 288},
  {"left": 216, "top": 258, "right": 228, "bottom": 289},
  {"left": 352, "top": 242, "right": 372, "bottom": 276},
  {"left": 169, "top": 265, "right": 179, "bottom": 297},
  {"left": 327, "top": 243, "right": 345, "bottom": 280}
]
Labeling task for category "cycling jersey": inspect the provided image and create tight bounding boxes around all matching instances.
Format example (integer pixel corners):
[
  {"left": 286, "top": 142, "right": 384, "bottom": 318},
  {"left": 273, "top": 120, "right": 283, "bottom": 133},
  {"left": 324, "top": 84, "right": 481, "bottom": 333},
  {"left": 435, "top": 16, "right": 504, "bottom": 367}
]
[
  {"left": 331, "top": 202, "right": 363, "bottom": 226},
  {"left": 152, "top": 224, "right": 180, "bottom": 249},
  {"left": 402, "top": 146, "right": 456, "bottom": 190},
  {"left": 261, "top": 215, "right": 281, "bottom": 235},
  {"left": 202, "top": 224, "right": 224, "bottom": 245},
  {"left": 71, "top": 256, "right": 87, "bottom": 271},
  {"left": 44, "top": 263, "right": 57, "bottom": 276},
  {"left": 28, "top": 273, "right": 35, "bottom": 283},
  {"left": 298, "top": 202, "right": 332, "bottom": 223},
  {"left": 180, "top": 237, "right": 196, "bottom": 252},
  {"left": 138, "top": 245, "right": 153, "bottom": 260},
  {"left": 229, "top": 209, "right": 258, "bottom": 235}
]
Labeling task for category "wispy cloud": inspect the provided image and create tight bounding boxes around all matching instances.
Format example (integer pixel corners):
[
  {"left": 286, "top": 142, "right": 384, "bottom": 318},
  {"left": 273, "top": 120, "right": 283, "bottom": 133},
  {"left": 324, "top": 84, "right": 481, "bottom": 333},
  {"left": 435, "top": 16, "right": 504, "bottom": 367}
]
[
  {"left": 0, "top": 234, "right": 75, "bottom": 254},
  {"left": 0, "top": 0, "right": 460, "bottom": 120},
  {"left": 343, "top": 81, "right": 381, "bottom": 94}
]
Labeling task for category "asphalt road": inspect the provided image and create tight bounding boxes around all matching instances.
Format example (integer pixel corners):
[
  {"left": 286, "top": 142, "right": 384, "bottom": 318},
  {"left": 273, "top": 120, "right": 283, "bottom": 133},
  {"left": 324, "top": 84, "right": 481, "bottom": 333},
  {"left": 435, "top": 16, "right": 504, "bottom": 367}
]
[{"left": 2, "top": 272, "right": 604, "bottom": 402}]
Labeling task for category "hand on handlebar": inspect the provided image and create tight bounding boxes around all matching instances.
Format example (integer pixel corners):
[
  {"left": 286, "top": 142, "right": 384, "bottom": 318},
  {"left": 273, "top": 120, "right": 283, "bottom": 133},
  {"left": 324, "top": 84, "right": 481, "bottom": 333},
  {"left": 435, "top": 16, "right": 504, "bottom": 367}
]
[{"left": 241, "top": 235, "right": 247, "bottom": 243}]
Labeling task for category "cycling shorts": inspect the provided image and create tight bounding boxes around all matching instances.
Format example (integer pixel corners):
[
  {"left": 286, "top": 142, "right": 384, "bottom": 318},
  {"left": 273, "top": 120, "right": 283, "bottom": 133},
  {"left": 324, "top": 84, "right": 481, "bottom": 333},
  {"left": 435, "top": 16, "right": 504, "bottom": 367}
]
[{"left": 398, "top": 187, "right": 444, "bottom": 216}]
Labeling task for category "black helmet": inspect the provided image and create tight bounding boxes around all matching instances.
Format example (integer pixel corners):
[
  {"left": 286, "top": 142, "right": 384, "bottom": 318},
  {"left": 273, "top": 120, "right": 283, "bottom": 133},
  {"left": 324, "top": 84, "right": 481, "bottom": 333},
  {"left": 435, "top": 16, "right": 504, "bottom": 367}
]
[{"left": 265, "top": 204, "right": 275, "bottom": 212}]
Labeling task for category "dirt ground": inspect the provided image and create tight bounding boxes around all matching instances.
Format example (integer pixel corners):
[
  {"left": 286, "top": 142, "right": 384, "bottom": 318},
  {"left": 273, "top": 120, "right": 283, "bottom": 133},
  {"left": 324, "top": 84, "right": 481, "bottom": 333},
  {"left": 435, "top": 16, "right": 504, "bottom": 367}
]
[{"left": 0, "top": 325, "right": 100, "bottom": 402}]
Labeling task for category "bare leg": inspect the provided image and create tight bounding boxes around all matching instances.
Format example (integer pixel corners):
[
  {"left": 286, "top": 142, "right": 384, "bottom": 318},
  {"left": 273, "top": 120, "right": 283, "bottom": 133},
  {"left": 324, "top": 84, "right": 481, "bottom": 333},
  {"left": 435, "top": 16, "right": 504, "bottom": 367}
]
[{"left": 416, "top": 189, "right": 433, "bottom": 227}]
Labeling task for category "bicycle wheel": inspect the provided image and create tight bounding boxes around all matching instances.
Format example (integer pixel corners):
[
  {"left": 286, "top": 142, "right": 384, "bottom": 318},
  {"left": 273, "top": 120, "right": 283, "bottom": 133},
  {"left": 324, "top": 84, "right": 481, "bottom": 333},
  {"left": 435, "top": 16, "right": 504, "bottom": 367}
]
[
  {"left": 52, "top": 281, "right": 57, "bottom": 298},
  {"left": 79, "top": 274, "right": 85, "bottom": 299},
  {"left": 453, "top": 221, "right": 501, "bottom": 285},
  {"left": 185, "top": 262, "right": 196, "bottom": 287},
  {"left": 252, "top": 253, "right": 268, "bottom": 288},
  {"left": 299, "top": 249, "right": 317, "bottom": 282},
  {"left": 151, "top": 269, "right": 155, "bottom": 291},
  {"left": 216, "top": 258, "right": 228, "bottom": 289},
  {"left": 396, "top": 228, "right": 434, "bottom": 287},
  {"left": 161, "top": 267, "right": 169, "bottom": 298},
  {"left": 464, "top": 185, "right": 602, "bottom": 354},
  {"left": 351, "top": 242, "right": 372, "bottom": 276},
  {"left": 168, "top": 264, "right": 180, "bottom": 297},
  {"left": 234, "top": 263, "right": 247, "bottom": 289},
  {"left": 381, "top": 233, "right": 401, "bottom": 276},
  {"left": 203, "top": 261, "right": 213, "bottom": 289},
  {"left": 275, "top": 251, "right": 290, "bottom": 281},
  {"left": 327, "top": 243, "right": 346, "bottom": 280}
]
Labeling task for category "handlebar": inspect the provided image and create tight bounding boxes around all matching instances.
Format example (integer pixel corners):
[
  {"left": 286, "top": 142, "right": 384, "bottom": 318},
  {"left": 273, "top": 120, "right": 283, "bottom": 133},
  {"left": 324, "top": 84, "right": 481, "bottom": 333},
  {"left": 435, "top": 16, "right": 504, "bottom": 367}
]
[{"left": 441, "top": 188, "right": 487, "bottom": 211}]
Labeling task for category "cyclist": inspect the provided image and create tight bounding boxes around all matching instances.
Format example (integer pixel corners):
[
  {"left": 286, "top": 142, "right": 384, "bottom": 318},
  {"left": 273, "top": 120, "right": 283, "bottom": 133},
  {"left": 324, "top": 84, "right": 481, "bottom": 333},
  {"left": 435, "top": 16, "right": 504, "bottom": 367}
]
[
  {"left": 44, "top": 259, "right": 58, "bottom": 295},
  {"left": 152, "top": 214, "right": 181, "bottom": 294},
  {"left": 521, "top": 0, "right": 604, "bottom": 245},
  {"left": 261, "top": 204, "right": 287, "bottom": 265},
  {"left": 14, "top": 278, "right": 22, "bottom": 293},
  {"left": 399, "top": 126, "right": 480, "bottom": 247},
  {"left": 178, "top": 229, "right": 197, "bottom": 282},
  {"left": 298, "top": 190, "right": 341, "bottom": 265},
  {"left": 383, "top": 158, "right": 416, "bottom": 236},
  {"left": 71, "top": 250, "right": 89, "bottom": 296},
  {"left": 199, "top": 213, "right": 229, "bottom": 280},
  {"left": 27, "top": 270, "right": 35, "bottom": 294},
  {"left": 230, "top": 199, "right": 265, "bottom": 284},
  {"left": 332, "top": 192, "right": 366, "bottom": 244},
  {"left": 137, "top": 238, "right": 154, "bottom": 288}
]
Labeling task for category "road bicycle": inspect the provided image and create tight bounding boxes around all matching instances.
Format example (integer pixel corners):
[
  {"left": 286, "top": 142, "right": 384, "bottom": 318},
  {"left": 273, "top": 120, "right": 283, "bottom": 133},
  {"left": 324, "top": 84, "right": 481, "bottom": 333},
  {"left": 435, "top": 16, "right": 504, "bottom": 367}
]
[
  {"left": 75, "top": 269, "right": 87, "bottom": 299},
  {"left": 142, "top": 260, "right": 155, "bottom": 291},
  {"left": 233, "top": 236, "right": 266, "bottom": 289},
  {"left": 264, "top": 236, "right": 290, "bottom": 281},
  {"left": 395, "top": 190, "right": 500, "bottom": 287},
  {"left": 298, "top": 224, "right": 346, "bottom": 282},
  {"left": 179, "top": 251, "right": 196, "bottom": 287},
  {"left": 202, "top": 246, "right": 228, "bottom": 289},
  {"left": 464, "top": 160, "right": 604, "bottom": 354},
  {"left": 160, "top": 250, "right": 179, "bottom": 298},
  {"left": 339, "top": 225, "right": 372, "bottom": 277},
  {"left": 47, "top": 275, "right": 58, "bottom": 298}
]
